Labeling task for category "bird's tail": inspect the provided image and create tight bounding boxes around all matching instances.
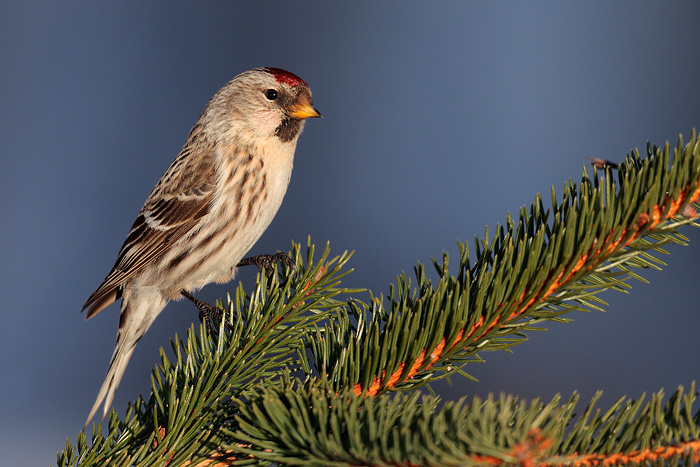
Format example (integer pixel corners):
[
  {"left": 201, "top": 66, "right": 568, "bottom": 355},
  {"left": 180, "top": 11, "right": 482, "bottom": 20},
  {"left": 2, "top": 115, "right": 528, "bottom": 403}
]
[{"left": 85, "top": 288, "right": 168, "bottom": 428}]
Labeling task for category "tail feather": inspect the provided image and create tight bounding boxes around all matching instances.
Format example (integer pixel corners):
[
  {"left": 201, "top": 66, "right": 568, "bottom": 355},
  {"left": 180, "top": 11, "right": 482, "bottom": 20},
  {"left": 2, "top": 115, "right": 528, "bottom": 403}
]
[
  {"left": 85, "top": 340, "right": 137, "bottom": 427},
  {"left": 85, "top": 288, "right": 168, "bottom": 428}
]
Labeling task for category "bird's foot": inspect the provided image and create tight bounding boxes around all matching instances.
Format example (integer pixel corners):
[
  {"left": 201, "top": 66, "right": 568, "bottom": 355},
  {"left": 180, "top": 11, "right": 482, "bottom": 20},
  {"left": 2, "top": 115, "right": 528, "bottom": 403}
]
[
  {"left": 180, "top": 290, "right": 225, "bottom": 333},
  {"left": 237, "top": 252, "right": 295, "bottom": 277}
]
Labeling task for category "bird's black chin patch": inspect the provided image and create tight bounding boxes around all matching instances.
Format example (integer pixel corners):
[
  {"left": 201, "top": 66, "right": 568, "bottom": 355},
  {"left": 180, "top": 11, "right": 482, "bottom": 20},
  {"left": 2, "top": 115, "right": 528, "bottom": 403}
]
[{"left": 274, "top": 117, "right": 302, "bottom": 142}]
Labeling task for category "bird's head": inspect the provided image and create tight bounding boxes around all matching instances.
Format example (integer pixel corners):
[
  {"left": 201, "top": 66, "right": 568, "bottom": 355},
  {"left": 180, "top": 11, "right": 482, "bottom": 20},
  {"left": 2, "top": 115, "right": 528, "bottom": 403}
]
[{"left": 204, "top": 67, "right": 321, "bottom": 147}]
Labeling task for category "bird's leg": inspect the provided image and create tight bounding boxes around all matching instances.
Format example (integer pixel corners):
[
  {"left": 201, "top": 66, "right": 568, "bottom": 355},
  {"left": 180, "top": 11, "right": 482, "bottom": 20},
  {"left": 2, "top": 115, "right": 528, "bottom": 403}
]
[
  {"left": 181, "top": 253, "right": 293, "bottom": 330},
  {"left": 180, "top": 290, "right": 224, "bottom": 332},
  {"left": 237, "top": 252, "right": 295, "bottom": 277}
]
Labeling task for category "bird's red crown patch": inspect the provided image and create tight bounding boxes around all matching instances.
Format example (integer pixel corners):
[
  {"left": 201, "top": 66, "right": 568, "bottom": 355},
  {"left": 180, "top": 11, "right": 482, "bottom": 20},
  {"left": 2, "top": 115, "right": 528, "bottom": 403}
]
[{"left": 263, "top": 67, "right": 307, "bottom": 87}]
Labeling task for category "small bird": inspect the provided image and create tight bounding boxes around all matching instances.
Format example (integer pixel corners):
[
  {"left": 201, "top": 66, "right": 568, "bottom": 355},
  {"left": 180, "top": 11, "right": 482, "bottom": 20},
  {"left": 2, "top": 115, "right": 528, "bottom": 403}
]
[{"left": 82, "top": 67, "right": 321, "bottom": 426}]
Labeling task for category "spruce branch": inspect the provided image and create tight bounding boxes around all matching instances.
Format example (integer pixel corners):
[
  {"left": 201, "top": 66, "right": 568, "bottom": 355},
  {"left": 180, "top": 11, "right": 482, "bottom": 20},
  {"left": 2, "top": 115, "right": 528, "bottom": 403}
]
[
  {"left": 57, "top": 131, "right": 700, "bottom": 466},
  {"left": 320, "top": 132, "right": 700, "bottom": 399},
  {"left": 59, "top": 242, "right": 356, "bottom": 467},
  {"left": 224, "top": 381, "right": 700, "bottom": 467}
]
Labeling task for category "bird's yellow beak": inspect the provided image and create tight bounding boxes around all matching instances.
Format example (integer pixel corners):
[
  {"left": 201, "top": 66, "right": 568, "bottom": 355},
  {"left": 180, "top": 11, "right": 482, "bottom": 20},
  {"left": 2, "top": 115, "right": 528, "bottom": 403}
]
[{"left": 289, "top": 99, "right": 322, "bottom": 119}]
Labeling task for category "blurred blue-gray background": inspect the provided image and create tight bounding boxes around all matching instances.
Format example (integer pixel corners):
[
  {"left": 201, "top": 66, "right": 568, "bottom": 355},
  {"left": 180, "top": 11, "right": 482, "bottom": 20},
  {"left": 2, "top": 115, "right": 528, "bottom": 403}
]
[{"left": 2, "top": 2, "right": 699, "bottom": 464}]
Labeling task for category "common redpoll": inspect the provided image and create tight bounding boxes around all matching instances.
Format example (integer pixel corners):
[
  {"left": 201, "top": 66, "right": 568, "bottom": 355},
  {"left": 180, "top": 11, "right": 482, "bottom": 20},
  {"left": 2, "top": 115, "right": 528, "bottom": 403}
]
[{"left": 82, "top": 67, "right": 321, "bottom": 425}]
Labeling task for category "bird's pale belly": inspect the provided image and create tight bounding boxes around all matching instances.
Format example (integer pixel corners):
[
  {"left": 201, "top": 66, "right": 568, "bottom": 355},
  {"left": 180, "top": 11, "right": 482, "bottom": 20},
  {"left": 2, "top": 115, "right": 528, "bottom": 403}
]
[{"left": 140, "top": 176, "right": 288, "bottom": 297}]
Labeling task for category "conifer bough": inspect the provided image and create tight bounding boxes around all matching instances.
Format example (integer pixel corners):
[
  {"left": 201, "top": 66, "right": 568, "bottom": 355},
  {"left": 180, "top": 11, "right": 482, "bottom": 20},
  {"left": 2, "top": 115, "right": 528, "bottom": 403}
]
[
  {"left": 345, "top": 132, "right": 700, "bottom": 400},
  {"left": 58, "top": 132, "right": 700, "bottom": 467}
]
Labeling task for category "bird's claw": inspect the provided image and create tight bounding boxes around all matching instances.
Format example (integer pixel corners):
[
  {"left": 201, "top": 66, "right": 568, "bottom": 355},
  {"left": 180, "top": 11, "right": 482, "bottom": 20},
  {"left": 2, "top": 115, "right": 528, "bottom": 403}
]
[
  {"left": 181, "top": 252, "right": 294, "bottom": 330},
  {"left": 237, "top": 252, "right": 295, "bottom": 277},
  {"left": 180, "top": 290, "right": 225, "bottom": 334}
]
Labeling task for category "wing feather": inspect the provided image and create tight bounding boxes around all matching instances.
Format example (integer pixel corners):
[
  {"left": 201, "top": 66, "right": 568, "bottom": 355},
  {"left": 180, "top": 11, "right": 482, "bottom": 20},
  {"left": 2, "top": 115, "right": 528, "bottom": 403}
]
[{"left": 83, "top": 141, "right": 217, "bottom": 318}]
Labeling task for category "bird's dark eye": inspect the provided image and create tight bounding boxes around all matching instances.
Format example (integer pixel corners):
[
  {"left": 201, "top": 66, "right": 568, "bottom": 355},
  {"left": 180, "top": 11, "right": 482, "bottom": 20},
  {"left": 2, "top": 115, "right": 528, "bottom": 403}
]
[{"left": 265, "top": 89, "right": 278, "bottom": 100}]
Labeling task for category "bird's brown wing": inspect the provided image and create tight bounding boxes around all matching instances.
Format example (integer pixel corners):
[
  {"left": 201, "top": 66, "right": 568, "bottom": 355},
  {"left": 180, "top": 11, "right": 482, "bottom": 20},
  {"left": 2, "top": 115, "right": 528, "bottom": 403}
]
[{"left": 83, "top": 145, "right": 217, "bottom": 319}]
